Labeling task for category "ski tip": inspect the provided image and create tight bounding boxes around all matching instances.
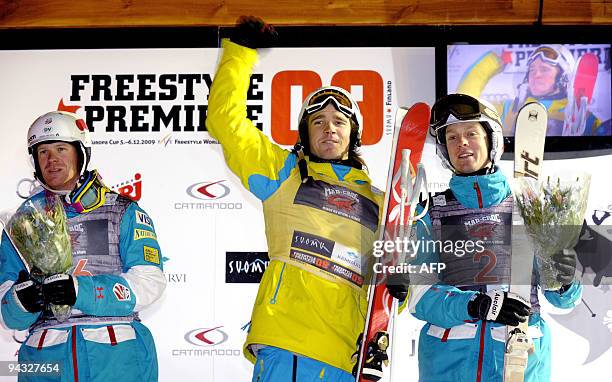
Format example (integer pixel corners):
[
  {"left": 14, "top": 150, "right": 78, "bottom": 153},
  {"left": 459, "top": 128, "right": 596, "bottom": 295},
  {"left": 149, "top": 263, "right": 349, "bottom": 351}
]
[
  {"left": 518, "top": 101, "right": 546, "bottom": 110},
  {"left": 409, "top": 102, "right": 430, "bottom": 113},
  {"left": 516, "top": 101, "right": 547, "bottom": 121},
  {"left": 402, "top": 102, "right": 431, "bottom": 122},
  {"left": 395, "top": 102, "right": 431, "bottom": 135}
]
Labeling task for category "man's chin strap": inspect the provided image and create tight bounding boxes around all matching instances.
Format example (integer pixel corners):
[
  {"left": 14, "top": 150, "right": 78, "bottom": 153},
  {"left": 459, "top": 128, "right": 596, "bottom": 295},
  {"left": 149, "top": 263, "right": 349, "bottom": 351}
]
[
  {"left": 292, "top": 143, "right": 360, "bottom": 184},
  {"left": 293, "top": 144, "right": 311, "bottom": 184},
  {"left": 308, "top": 154, "right": 356, "bottom": 167},
  {"left": 35, "top": 178, "right": 71, "bottom": 196},
  {"left": 455, "top": 165, "right": 495, "bottom": 177},
  {"left": 33, "top": 173, "right": 75, "bottom": 205}
]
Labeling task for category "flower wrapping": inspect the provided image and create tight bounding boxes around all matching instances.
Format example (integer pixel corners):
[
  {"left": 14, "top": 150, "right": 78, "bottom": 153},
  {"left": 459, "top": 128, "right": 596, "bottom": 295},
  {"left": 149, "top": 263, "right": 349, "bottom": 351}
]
[
  {"left": 5, "top": 193, "right": 73, "bottom": 321},
  {"left": 513, "top": 174, "right": 591, "bottom": 290}
]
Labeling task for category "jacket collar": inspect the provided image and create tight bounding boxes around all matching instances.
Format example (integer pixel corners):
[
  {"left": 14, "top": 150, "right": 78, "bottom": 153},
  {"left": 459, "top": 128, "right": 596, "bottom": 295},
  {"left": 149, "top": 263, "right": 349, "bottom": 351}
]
[{"left": 449, "top": 166, "right": 511, "bottom": 209}]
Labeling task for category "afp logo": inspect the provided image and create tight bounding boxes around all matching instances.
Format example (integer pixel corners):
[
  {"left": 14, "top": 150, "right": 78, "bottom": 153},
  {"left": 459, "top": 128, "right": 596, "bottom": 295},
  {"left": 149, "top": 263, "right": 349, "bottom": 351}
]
[
  {"left": 187, "top": 180, "right": 230, "bottom": 200},
  {"left": 184, "top": 326, "right": 229, "bottom": 346}
]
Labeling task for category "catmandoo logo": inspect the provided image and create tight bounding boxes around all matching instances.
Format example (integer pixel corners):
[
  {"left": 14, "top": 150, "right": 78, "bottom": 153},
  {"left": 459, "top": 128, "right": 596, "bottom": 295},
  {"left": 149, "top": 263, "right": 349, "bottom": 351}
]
[
  {"left": 175, "top": 180, "right": 242, "bottom": 210},
  {"left": 172, "top": 325, "right": 241, "bottom": 357},
  {"left": 187, "top": 180, "right": 230, "bottom": 200},
  {"left": 184, "top": 326, "right": 228, "bottom": 346}
]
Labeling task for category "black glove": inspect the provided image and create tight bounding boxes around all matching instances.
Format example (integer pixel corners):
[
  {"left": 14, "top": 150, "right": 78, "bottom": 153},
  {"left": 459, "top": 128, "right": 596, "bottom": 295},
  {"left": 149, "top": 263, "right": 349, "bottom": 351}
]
[
  {"left": 43, "top": 274, "right": 77, "bottom": 306},
  {"left": 386, "top": 273, "right": 410, "bottom": 301},
  {"left": 467, "top": 290, "right": 530, "bottom": 326},
  {"left": 230, "top": 16, "right": 278, "bottom": 49},
  {"left": 11, "top": 270, "right": 45, "bottom": 313},
  {"left": 552, "top": 250, "right": 576, "bottom": 286}
]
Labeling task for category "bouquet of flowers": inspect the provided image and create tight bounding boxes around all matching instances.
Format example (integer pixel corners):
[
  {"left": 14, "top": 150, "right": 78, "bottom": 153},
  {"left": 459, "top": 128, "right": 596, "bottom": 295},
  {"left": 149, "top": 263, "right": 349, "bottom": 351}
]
[
  {"left": 3, "top": 194, "right": 73, "bottom": 321},
  {"left": 513, "top": 173, "right": 591, "bottom": 290}
]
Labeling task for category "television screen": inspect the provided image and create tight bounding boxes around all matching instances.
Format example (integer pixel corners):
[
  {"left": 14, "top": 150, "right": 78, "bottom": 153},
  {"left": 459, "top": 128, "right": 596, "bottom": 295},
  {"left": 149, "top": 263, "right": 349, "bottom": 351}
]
[{"left": 447, "top": 43, "right": 611, "bottom": 138}]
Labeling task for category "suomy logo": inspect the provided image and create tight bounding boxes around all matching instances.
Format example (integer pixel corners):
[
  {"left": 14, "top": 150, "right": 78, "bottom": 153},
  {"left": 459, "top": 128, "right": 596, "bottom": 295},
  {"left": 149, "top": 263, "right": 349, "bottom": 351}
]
[
  {"left": 226, "top": 252, "right": 270, "bottom": 284},
  {"left": 187, "top": 180, "right": 230, "bottom": 200},
  {"left": 184, "top": 326, "right": 229, "bottom": 347}
]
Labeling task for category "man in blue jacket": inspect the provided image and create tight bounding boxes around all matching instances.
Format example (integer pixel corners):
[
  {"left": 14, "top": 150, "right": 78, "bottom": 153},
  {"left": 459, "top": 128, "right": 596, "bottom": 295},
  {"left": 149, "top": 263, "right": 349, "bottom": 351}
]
[
  {"left": 404, "top": 94, "right": 582, "bottom": 382},
  {"left": 0, "top": 111, "right": 166, "bottom": 381}
]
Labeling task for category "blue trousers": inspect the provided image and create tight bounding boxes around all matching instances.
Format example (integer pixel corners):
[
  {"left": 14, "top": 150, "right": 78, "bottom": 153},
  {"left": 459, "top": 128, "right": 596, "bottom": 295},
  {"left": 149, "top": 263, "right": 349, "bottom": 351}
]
[{"left": 252, "top": 346, "right": 354, "bottom": 382}]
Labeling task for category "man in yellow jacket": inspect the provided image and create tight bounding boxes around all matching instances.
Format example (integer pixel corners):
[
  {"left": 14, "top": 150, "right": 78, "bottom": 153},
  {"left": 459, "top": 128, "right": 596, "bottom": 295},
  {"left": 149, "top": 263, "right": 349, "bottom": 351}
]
[{"left": 206, "top": 17, "right": 384, "bottom": 381}]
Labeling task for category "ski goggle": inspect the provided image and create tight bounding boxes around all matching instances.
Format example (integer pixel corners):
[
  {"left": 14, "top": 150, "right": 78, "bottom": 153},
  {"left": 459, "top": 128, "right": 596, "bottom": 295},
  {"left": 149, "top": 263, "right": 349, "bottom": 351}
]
[
  {"left": 527, "top": 46, "right": 561, "bottom": 67},
  {"left": 68, "top": 170, "right": 107, "bottom": 213},
  {"left": 303, "top": 88, "right": 357, "bottom": 119},
  {"left": 430, "top": 94, "right": 499, "bottom": 142}
]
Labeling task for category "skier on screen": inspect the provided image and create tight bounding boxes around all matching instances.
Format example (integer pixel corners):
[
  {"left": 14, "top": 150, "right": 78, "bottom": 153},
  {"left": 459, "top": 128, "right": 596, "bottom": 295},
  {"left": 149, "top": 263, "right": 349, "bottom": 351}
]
[
  {"left": 206, "top": 16, "right": 384, "bottom": 381},
  {"left": 400, "top": 93, "right": 582, "bottom": 381},
  {"left": 457, "top": 44, "right": 605, "bottom": 136}
]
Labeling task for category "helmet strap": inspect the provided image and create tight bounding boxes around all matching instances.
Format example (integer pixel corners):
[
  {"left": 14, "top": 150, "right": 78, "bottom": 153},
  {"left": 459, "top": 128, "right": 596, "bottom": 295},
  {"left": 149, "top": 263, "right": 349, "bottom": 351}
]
[
  {"left": 292, "top": 143, "right": 310, "bottom": 183},
  {"left": 455, "top": 165, "right": 494, "bottom": 177}
]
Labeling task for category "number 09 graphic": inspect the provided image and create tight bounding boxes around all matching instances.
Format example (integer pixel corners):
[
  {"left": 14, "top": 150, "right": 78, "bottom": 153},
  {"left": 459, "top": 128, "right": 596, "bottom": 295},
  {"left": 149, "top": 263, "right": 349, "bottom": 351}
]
[{"left": 270, "top": 70, "right": 384, "bottom": 146}]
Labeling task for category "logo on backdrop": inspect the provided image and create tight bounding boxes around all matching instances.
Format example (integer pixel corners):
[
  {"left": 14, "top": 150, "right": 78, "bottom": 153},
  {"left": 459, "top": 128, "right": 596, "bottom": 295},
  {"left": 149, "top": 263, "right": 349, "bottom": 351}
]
[
  {"left": 161, "top": 257, "right": 188, "bottom": 284},
  {"left": 64, "top": 73, "right": 262, "bottom": 137},
  {"left": 184, "top": 326, "right": 228, "bottom": 346},
  {"left": 226, "top": 252, "right": 270, "bottom": 283},
  {"left": 187, "top": 180, "right": 230, "bottom": 200},
  {"left": 171, "top": 325, "right": 241, "bottom": 357},
  {"left": 60, "top": 67, "right": 389, "bottom": 146},
  {"left": 110, "top": 173, "right": 142, "bottom": 201},
  {"left": 174, "top": 180, "right": 243, "bottom": 210}
]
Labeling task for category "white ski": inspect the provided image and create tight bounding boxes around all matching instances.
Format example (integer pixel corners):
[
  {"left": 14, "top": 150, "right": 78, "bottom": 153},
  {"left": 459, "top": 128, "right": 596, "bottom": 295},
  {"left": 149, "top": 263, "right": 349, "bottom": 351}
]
[{"left": 505, "top": 102, "right": 547, "bottom": 382}]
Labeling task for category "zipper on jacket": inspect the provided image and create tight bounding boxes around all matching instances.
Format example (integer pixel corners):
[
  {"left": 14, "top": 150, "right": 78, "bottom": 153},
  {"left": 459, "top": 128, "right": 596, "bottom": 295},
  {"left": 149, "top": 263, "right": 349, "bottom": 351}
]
[
  {"left": 72, "top": 325, "right": 79, "bottom": 382},
  {"left": 473, "top": 181, "right": 484, "bottom": 209},
  {"left": 476, "top": 320, "right": 486, "bottom": 382},
  {"left": 270, "top": 263, "right": 286, "bottom": 304}
]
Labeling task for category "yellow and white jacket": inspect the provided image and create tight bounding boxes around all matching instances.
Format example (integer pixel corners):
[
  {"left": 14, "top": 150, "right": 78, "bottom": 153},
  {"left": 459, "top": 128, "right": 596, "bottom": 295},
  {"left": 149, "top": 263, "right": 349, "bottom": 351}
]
[{"left": 206, "top": 39, "right": 384, "bottom": 373}]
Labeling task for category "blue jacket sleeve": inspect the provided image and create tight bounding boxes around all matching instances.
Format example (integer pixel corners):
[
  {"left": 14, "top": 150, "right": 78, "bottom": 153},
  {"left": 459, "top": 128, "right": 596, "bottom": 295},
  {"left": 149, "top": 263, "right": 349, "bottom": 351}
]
[
  {"left": 409, "top": 208, "right": 478, "bottom": 328},
  {"left": 73, "top": 203, "right": 163, "bottom": 316},
  {"left": 0, "top": 231, "right": 41, "bottom": 330},
  {"left": 543, "top": 282, "right": 582, "bottom": 309}
]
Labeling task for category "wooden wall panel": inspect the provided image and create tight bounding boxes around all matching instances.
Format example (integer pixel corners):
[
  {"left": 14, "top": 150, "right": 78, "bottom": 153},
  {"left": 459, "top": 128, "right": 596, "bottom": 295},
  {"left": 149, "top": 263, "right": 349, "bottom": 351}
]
[
  {"left": 542, "top": 0, "right": 612, "bottom": 24},
  {"left": 0, "top": 0, "right": 610, "bottom": 28}
]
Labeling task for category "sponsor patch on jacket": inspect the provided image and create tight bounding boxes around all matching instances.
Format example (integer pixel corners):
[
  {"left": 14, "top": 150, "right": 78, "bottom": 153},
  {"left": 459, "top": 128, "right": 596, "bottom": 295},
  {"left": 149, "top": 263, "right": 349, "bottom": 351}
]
[
  {"left": 113, "top": 283, "right": 131, "bottom": 301},
  {"left": 294, "top": 179, "right": 379, "bottom": 232},
  {"left": 103, "top": 194, "right": 118, "bottom": 205},
  {"left": 68, "top": 220, "right": 109, "bottom": 257},
  {"left": 290, "top": 249, "right": 364, "bottom": 287},
  {"left": 135, "top": 210, "right": 153, "bottom": 229},
  {"left": 134, "top": 229, "right": 157, "bottom": 241},
  {"left": 433, "top": 194, "right": 447, "bottom": 206},
  {"left": 291, "top": 231, "right": 362, "bottom": 274},
  {"left": 143, "top": 246, "right": 160, "bottom": 264},
  {"left": 291, "top": 231, "right": 335, "bottom": 258}
]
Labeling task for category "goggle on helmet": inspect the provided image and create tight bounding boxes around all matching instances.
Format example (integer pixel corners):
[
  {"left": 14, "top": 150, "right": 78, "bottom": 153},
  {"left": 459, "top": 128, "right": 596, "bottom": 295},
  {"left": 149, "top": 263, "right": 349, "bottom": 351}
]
[
  {"left": 526, "top": 44, "right": 575, "bottom": 77},
  {"left": 297, "top": 86, "right": 363, "bottom": 143},
  {"left": 429, "top": 94, "right": 504, "bottom": 172}
]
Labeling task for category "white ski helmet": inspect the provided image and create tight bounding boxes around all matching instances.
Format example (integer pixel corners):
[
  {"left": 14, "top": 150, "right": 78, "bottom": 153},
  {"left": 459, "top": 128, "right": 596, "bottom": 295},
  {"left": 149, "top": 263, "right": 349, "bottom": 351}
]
[
  {"left": 27, "top": 111, "right": 92, "bottom": 184},
  {"left": 526, "top": 44, "right": 576, "bottom": 92},
  {"left": 429, "top": 94, "right": 504, "bottom": 173},
  {"left": 296, "top": 86, "right": 363, "bottom": 151}
]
